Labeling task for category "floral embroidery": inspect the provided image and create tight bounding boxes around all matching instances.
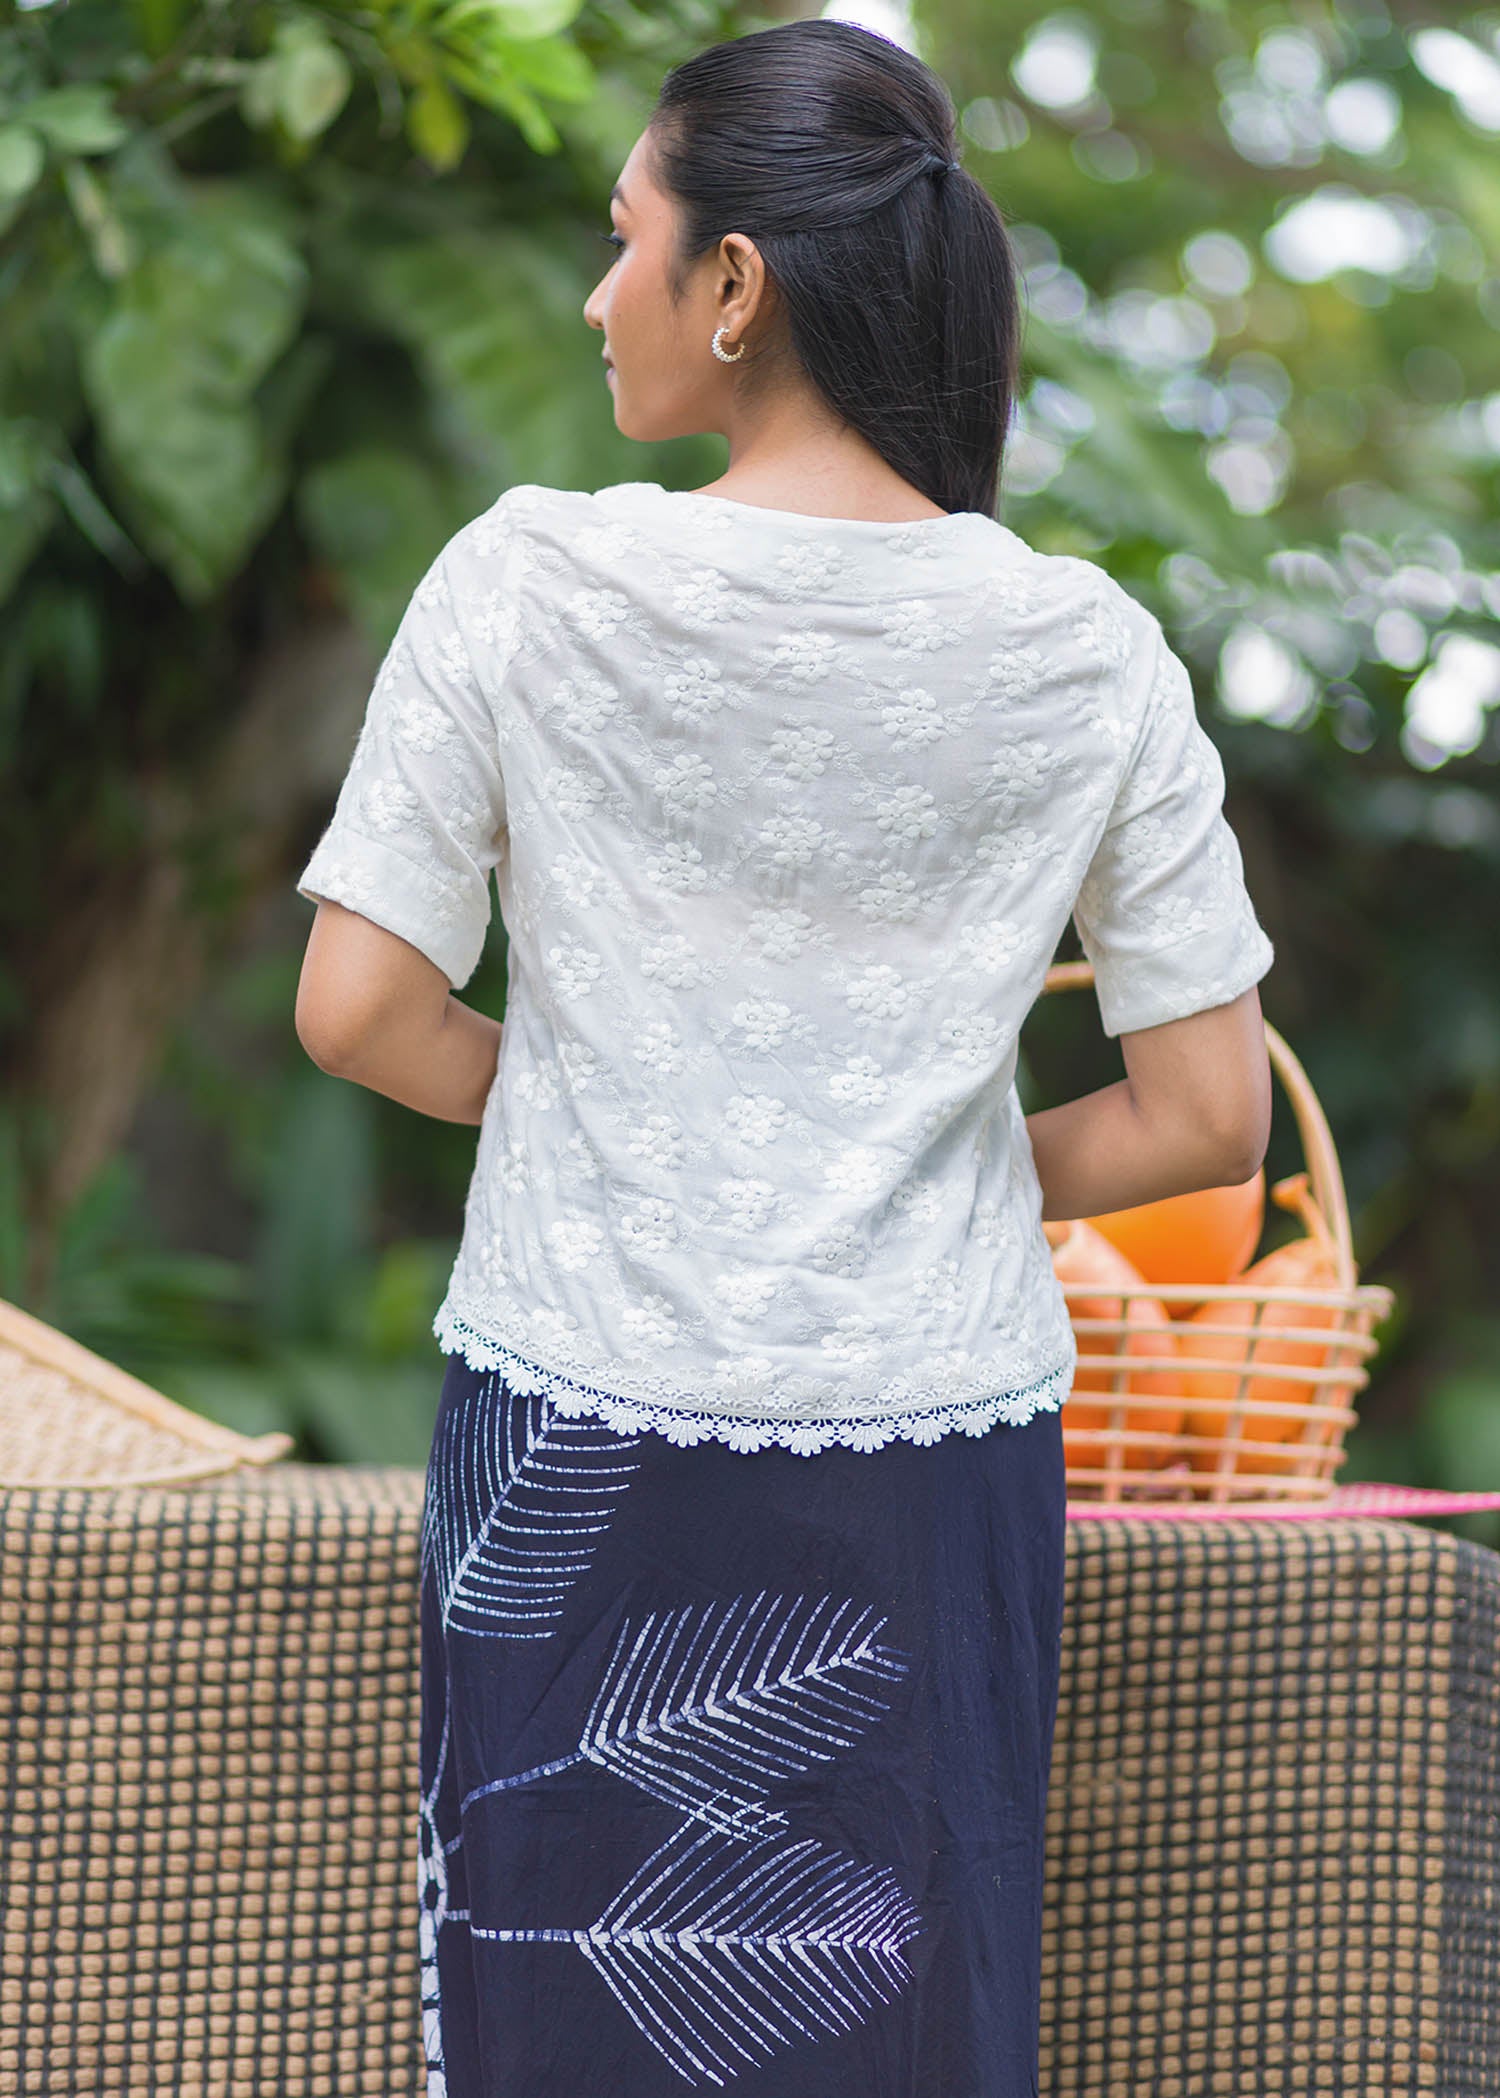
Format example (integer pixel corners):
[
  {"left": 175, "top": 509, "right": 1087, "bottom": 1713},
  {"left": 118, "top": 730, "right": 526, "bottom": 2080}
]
[{"left": 297, "top": 478, "right": 1275, "bottom": 1456}]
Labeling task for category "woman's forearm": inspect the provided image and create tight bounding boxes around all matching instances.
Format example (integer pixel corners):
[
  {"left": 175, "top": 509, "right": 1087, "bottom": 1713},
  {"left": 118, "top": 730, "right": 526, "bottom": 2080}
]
[
  {"left": 330, "top": 997, "right": 501, "bottom": 1126},
  {"left": 1025, "top": 1078, "right": 1251, "bottom": 1223}
]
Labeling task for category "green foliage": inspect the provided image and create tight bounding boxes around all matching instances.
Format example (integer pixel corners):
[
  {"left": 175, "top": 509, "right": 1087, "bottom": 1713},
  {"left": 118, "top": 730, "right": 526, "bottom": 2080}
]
[{"left": 3, "top": 0, "right": 1498, "bottom": 1488}]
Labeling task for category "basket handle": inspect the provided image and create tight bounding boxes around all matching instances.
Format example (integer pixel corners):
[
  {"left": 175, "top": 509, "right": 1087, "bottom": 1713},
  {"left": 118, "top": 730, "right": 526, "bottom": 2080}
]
[{"left": 1038, "top": 960, "right": 1356, "bottom": 1289}]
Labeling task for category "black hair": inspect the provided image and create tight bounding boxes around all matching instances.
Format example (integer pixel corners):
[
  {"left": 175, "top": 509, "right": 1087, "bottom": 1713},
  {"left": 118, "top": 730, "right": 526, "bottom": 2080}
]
[{"left": 648, "top": 18, "right": 1022, "bottom": 520}]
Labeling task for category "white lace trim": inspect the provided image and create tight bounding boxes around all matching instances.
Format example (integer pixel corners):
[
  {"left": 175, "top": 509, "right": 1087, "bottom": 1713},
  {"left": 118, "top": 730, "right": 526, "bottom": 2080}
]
[{"left": 431, "top": 1303, "right": 1072, "bottom": 1456}]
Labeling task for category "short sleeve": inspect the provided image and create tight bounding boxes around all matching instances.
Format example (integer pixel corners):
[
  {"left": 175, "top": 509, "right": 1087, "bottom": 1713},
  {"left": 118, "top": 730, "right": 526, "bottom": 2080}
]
[
  {"left": 295, "top": 499, "right": 520, "bottom": 991},
  {"left": 1071, "top": 610, "right": 1275, "bottom": 1038}
]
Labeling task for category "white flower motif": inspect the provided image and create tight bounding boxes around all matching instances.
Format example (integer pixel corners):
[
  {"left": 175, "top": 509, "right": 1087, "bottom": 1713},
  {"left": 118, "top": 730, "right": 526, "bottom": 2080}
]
[
  {"left": 546, "top": 935, "right": 603, "bottom": 1001},
  {"left": 716, "top": 1176, "right": 779, "bottom": 1229},
  {"left": 854, "top": 868, "right": 920, "bottom": 924},
  {"left": 729, "top": 997, "right": 793, "bottom": 1050},
  {"left": 437, "top": 782, "right": 488, "bottom": 855},
  {"left": 557, "top": 1039, "right": 600, "bottom": 1091},
  {"left": 571, "top": 584, "right": 634, "bottom": 640},
  {"left": 880, "top": 686, "right": 947, "bottom": 747},
  {"left": 525, "top": 1301, "right": 598, "bottom": 1361},
  {"left": 494, "top": 1135, "right": 530, "bottom": 1195},
  {"left": 433, "top": 630, "right": 472, "bottom": 683},
  {"left": 976, "top": 825, "right": 1047, "bottom": 878},
  {"left": 845, "top": 964, "right": 912, "bottom": 1023},
  {"left": 985, "top": 643, "right": 1048, "bottom": 699},
  {"left": 644, "top": 839, "right": 710, "bottom": 892},
  {"left": 617, "top": 1196, "right": 678, "bottom": 1255},
  {"left": 882, "top": 600, "right": 959, "bottom": 654},
  {"left": 890, "top": 1177, "right": 944, "bottom": 1225},
  {"left": 872, "top": 785, "right": 938, "bottom": 843},
  {"left": 362, "top": 778, "right": 422, "bottom": 835},
  {"left": 713, "top": 1269, "right": 780, "bottom": 1319},
  {"left": 810, "top": 1223, "right": 866, "bottom": 1277},
  {"left": 819, "top": 1314, "right": 882, "bottom": 1366},
  {"left": 471, "top": 587, "right": 522, "bottom": 658},
  {"left": 392, "top": 692, "right": 461, "bottom": 756},
  {"left": 546, "top": 1214, "right": 603, "bottom": 1273},
  {"left": 971, "top": 1199, "right": 1020, "bottom": 1253},
  {"left": 558, "top": 1130, "right": 602, "bottom": 1181},
  {"left": 954, "top": 920, "right": 1027, "bottom": 975},
  {"left": 663, "top": 656, "right": 733, "bottom": 723},
  {"left": 912, "top": 1258, "right": 964, "bottom": 1318},
  {"left": 514, "top": 1059, "right": 562, "bottom": 1111},
  {"left": 626, "top": 1113, "right": 686, "bottom": 1169},
  {"left": 988, "top": 736, "right": 1055, "bottom": 803},
  {"left": 548, "top": 853, "right": 606, "bottom": 909},
  {"left": 748, "top": 905, "right": 815, "bottom": 962},
  {"left": 768, "top": 628, "right": 838, "bottom": 683},
  {"left": 617, "top": 1293, "right": 680, "bottom": 1349},
  {"left": 543, "top": 765, "right": 605, "bottom": 822},
  {"left": 938, "top": 1011, "right": 1004, "bottom": 1063},
  {"left": 768, "top": 724, "right": 835, "bottom": 780},
  {"left": 633, "top": 1020, "right": 687, "bottom": 1078},
  {"left": 657, "top": 752, "right": 719, "bottom": 810},
  {"left": 639, "top": 932, "right": 710, "bottom": 989},
  {"left": 826, "top": 1056, "right": 891, "bottom": 1111},
  {"left": 824, "top": 1144, "right": 888, "bottom": 1198},
  {"left": 554, "top": 672, "right": 620, "bottom": 734},
  {"left": 723, "top": 1091, "right": 789, "bottom": 1147},
  {"left": 757, "top": 813, "right": 827, "bottom": 867}
]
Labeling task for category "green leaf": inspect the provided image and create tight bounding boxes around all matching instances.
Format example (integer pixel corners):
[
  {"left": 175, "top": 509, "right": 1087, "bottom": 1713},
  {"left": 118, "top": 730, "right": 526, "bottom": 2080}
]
[
  {"left": 439, "top": 53, "right": 561, "bottom": 151},
  {"left": 241, "top": 22, "right": 353, "bottom": 143},
  {"left": 60, "top": 158, "right": 136, "bottom": 278},
  {"left": 407, "top": 74, "right": 469, "bottom": 172},
  {"left": 0, "top": 126, "right": 44, "bottom": 201},
  {"left": 78, "top": 184, "right": 307, "bottom": 598},
  {"left": 128, "top": 0, "right": 194, "bottom": 61},
  {"left": 276, "top": 25, "right": 353, "bottom": 142},
  {"left": 20, "top": 86, "right": 132, "bottom": 157},
  {"left": 487, "top": 32, "right": 594, "bottom": 102},
  {"left": 440, "top": 0, "right": 585, "bottom": 39}
]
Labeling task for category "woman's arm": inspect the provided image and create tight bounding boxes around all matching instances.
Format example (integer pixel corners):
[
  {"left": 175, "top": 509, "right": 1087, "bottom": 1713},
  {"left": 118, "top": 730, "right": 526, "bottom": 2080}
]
[
  {"left": 1025, "top": 986, "right": 1272, "bottom": 1222},
  {"left": 295, "top": 898, "right": 500, "bottom": 1126}
]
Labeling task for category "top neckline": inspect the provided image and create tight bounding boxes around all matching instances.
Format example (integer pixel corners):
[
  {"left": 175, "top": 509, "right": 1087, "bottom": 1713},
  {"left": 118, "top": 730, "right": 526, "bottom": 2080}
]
[{"left": 601, "top": 478, "right": 993, "bottom": 536}]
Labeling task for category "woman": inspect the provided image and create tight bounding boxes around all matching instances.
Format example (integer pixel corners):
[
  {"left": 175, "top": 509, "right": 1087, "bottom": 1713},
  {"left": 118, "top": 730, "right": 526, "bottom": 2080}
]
[{"left": 293, "top": 19, "right": 1275, "bottom": 2097}]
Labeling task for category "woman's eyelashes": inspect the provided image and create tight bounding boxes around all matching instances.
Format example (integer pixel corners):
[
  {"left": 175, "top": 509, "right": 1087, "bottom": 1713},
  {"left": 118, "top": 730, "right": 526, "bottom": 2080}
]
[{"left": 598, "top": 230, "right": 625, "bottom": 254}]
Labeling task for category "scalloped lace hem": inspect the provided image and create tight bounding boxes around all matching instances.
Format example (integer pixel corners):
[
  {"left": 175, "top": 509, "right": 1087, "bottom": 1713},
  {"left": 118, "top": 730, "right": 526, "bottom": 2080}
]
[{"left": 431, "top": 1304, "right": 1073, "bottom": 1456}]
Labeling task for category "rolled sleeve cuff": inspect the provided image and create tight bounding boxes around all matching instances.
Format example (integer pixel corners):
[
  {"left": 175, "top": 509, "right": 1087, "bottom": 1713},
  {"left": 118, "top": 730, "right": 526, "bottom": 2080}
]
[
  {"left": 297, "top": 823, "right": 489, "bottom": 992},
  {"left": 1086, "top": 913, "right": 1275, "bottom": 1038}
]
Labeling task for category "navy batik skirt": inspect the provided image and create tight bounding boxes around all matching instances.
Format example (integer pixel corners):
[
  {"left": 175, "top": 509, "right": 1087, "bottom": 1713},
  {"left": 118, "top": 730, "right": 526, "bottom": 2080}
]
[{"left": 417, "top": 1352, "right": 1067, "bottom": 2098}]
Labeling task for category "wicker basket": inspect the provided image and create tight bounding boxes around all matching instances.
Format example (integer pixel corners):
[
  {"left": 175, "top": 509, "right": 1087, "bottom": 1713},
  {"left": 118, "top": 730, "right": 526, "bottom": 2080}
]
[
  {"left": 1040, "top": 959, "right": 1396, "bottom": 1509},
  {"left": 0, "top": 1295, "right": 295, "bottom": 1488}
]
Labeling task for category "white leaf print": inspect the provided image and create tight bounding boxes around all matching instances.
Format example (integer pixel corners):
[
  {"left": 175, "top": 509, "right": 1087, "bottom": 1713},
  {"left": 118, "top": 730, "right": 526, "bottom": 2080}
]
[
  {"left": 421, "top": 1370, "right": 642, "bottom": 1639},
  {"left": 581, "top": 1589, "right": 909, "bottom": 1836},
  {"left": 475, "top": 1814, "right": 923, "bottom": 2087},
  {"left": 459, "top": 1589, "right": 910, "bottom": 1839}
]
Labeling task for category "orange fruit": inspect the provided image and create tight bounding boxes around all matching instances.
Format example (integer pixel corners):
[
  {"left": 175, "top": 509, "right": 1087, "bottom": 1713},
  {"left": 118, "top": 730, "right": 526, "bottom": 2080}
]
[
  {"left": 1086, "top": 1168, "right": 1266, "bottom": 1308},
  {"left": 1179, "top": 1174, "right": 1356, "bottom": 1475},
  {"left": 1049, "top": 1219, "right": 1186, "bottom": 1473}
]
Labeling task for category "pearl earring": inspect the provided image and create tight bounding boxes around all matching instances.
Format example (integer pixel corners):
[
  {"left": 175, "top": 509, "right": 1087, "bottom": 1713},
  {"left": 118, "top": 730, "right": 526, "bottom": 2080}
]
[{"left": 711, "top": 325, "right": 746, "bottom": 363}]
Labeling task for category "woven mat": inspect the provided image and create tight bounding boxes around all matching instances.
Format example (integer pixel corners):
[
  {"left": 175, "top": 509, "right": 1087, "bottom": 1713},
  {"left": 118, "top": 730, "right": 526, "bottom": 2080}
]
[
  {"left": 1067, "top": 1482, "right": 1500, "bottom": 1521},
  {"left": 3, "top": 1467, "right": 1497, "bottom": 2093}
]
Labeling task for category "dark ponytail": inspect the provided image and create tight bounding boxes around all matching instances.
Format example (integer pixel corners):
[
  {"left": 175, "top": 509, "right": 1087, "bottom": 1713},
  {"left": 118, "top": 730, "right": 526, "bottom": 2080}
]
[{"left": 649, "top": 18, "right": 1021, "bottom": 520}]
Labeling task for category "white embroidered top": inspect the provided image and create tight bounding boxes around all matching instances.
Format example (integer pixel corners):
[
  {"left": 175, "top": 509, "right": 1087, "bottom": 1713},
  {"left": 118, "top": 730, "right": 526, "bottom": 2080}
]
[{"left": 296, "top": 478, "right": 1275, "bottom": 1455}]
